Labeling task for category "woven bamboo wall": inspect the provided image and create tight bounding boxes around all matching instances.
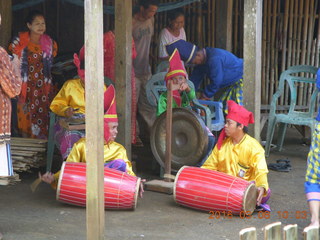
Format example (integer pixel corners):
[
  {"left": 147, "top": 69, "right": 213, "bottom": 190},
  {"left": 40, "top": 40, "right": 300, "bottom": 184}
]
[
  {"left": 10, "top": 0, "right": 320, "bottom": 107},
  {"left": 259, "top": 0, "right": 320, "bottom": 108}
]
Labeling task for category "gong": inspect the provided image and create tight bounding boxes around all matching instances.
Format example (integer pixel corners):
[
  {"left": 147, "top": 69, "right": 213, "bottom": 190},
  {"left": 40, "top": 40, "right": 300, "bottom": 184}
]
[{"left": 150, "top": 108, "right": 208, "bottom": 171}]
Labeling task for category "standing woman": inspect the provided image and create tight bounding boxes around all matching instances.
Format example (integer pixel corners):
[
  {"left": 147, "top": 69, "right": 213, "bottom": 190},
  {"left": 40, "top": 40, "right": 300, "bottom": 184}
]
[
  {"left": 158, "top": 8, "right": 186, "bottom": 60},
  {"left": 0, "top": 13, "right": 22, "bottom": 176},
  {"left": 103, "top": 31, "right": 138, "bottom": 144},
  {"left": 9, "top": 10, "right": 58, "bottom": 139}
]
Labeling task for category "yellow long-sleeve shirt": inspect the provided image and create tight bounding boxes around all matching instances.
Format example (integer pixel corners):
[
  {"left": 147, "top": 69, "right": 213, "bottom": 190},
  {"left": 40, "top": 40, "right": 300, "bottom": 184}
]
[
  {"left": 201, "top": 134, "right": 269, "bottom": 191},
  {"left": 50, "top": 78, "right": 85, "bottom": 116},
  {"left": 52, "top": 138, "right": 135, "bottom": 188}
]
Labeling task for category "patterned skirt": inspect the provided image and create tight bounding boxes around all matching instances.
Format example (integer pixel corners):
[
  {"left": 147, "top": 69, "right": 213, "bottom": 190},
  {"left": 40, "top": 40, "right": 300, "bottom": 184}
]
[
  {"left": 219, "top": 78, "right": 243, "bottom": 114},
  {"left": 54, "top": 114, "right": 85, "bottom": 160},
  {"left": 305, "top": 121, "right": 320, "bottom": 201}
]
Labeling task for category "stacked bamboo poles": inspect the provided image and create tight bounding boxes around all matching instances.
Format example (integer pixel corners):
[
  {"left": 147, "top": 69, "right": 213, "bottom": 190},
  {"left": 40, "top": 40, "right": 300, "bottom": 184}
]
[
  {"left": 0, "top": 138, "right": 47, "bottom": 185},
  {"left": 10, "top": 137, "right": 47, "bottom": 172}
]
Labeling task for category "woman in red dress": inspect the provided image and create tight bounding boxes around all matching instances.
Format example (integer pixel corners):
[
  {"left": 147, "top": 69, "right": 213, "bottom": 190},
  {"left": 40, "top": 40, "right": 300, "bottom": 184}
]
[{"left": 9, "top": 10, "right": 57, "bottom": 139}]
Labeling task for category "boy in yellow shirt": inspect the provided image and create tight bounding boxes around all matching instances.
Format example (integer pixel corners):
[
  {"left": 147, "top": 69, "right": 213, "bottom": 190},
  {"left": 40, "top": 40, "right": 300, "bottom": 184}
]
[{"left": 202, "top": 100, "right": 270, "bottom": 211}]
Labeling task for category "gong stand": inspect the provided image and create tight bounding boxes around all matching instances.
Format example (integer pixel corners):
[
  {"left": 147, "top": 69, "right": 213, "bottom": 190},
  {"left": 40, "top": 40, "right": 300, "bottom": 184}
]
[
  {"left": 164, "top": 80, "right": 173, "bottom": 182},
  {"left": 144, "top": 80, "right": 175, "bottom": 194}
]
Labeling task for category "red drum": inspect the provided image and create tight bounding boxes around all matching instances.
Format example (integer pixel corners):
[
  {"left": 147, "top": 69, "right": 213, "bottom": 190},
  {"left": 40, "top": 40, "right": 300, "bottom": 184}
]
[
  {"left": 173, "top": 166, "right": 257, "bottom": 214},
  {"left": 57, "top": 162, "right": 141, "bottom": 210}
]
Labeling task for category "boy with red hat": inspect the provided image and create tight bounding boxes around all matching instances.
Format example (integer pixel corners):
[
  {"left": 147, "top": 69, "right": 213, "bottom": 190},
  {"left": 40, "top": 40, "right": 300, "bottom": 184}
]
[
  {"left": 157, "top": 48, "right": 195, "bottom": 116},
  {"left": 41, "top": 85, "right": 136, "bottom": 189},
  {"left": 157, "top": 49, "right": 215, "bottom": 166},
  {"left": 201, "top": 100, "right": 270, "bottom": 211}
]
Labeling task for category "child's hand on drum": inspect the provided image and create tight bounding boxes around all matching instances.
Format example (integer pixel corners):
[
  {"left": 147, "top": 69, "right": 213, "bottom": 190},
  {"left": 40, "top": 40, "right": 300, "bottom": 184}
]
[
  {"left": 256, "top": 186, "right": 265, "bottom": 206},
  {"left": 139, "top": 179, "right": 146, "bottom": 198},
  {"left": 40, "top": 172, "right": 55, "bottom": 184}
]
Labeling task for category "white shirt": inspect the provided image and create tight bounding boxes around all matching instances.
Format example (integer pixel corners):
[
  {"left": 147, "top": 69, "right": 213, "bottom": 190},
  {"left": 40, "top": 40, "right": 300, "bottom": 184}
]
[{"left": 158, "top": 27, "right": 186, "bottom": 59}]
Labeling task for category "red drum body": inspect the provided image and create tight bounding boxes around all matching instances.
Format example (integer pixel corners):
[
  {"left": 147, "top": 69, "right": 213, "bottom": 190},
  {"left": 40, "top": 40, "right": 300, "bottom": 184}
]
[
  {"left": 173, "top": 166, "right": 257, "bottom": 214},
  {"left": 57, "top": 162, "right": 141, "bottom": 210}
]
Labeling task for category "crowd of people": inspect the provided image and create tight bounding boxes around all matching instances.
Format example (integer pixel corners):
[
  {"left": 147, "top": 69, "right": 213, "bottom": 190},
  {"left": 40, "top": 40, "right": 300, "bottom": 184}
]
[{"left": 0, "top": 0, "right": 320, "bottom": 229}]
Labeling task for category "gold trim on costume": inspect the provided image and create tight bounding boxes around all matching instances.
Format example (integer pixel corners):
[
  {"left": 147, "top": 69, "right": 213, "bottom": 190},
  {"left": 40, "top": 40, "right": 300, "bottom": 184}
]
[
  {"left": 166, "top": 69, "right": 186, "bottom": 78},
  {"left": 104, "top": 114, "right": 117, "bottom": 118},
  {"left": 186, "top": 45, "right": 196, "bottom": 63}
]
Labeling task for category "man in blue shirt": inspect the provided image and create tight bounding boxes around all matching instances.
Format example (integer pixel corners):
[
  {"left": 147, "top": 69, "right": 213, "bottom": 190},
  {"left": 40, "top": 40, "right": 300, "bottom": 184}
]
[{"left": 166, "top": 40, "right": 243, "bottom": 112}]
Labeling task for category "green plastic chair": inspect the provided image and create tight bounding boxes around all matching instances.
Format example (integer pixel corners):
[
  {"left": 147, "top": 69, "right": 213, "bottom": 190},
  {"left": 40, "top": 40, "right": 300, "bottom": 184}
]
[
  {"left": 155, "top": 61, "right": 169, "bottom": 73},
  {"left": 46, "top": 111, "right": 56, "bottom": 172},
  {"left": 264, "top": 65, "right": 319, "bottom": 157}
]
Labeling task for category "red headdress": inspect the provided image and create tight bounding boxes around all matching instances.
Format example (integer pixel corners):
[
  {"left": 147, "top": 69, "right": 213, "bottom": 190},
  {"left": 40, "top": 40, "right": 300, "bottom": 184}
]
[
  {"left": 165, "top": 48, "right": 187, "bottom": 106},
  {"left": 73, "top": 46, "right": 85, "bottom": 80},
  {"left": 104, "top": 84, "right": 118, "bottom": 142},
  {"left": 216, "top": 100, "right": 254, "bottom": 150}
]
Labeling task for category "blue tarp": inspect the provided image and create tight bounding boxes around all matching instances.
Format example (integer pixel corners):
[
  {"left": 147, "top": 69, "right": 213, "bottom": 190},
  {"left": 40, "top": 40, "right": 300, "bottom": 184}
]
[{"left": 13, "top": 0, "right": 201, "bottom": 14}]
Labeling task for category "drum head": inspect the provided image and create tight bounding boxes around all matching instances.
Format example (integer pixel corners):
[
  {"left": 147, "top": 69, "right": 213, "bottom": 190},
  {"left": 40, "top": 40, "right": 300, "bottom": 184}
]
[
  {"left": 151, "top": 108, "right": 208, "bottom": 171},
  {"left": 242, "top": 183, "right": 258, "bottom": 213}
]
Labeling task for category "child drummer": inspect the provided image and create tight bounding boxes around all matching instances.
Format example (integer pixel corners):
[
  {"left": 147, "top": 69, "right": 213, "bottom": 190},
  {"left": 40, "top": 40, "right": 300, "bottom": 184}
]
[
  {"left": 201, "top": 100, "right": 271, "bottom": 211},
  {"left": 156, "top": 49, "right": 215, "bottom": 166},
  {"left": 41, "top": 85, "right": 144, "bottom": 196}
]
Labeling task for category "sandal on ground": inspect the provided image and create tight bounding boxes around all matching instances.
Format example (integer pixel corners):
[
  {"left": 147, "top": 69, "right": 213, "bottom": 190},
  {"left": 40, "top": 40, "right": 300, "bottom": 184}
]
[{"left": 267, "top": 162, "right": 291, "bottom": 172}]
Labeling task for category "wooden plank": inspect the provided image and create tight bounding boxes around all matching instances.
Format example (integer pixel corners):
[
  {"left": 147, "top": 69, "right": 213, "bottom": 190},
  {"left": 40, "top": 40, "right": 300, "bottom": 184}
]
[
  {"left": 84, "top": 0, "right": 105, "bottom": 239},
  {"left": 264, "top": 222, "right": 282, "bottom": 240},
  {"left": 144, "top": 179, "right": 173, "bottom": 194},
  {"left": 11, "top": 137, "right": 47, "bottom": 144},
  {"left": 281, "top": 0, "right": 290, "bottom": 73},
  {"left": 243, "top": 0, "right": 262, "bottom": 140},
  {"left": 197, "top": 0, "right": 202, "bottom": 47},
  {"left": 266, "top": 0, "right": 271, "bottom": 105},
  {"left": 115, "top": 0, "right": 132, "bottom": 159},
  {"left": 227, "top": 0, "right": 233, "bottom": 51},
  {"left": 215, "top": 0, "right": 232, "bottom": 50},
  {"left": 261, "top": 0, "right": 267, "bottom": 104},
  {"left": 239, "top": 227, "right": 256, "bottom": 240},
  {"left": 0, "top": 0, "right": 12, "bottom": 49},
  {"left": 283, "top": 224, "right": 298, "bottom": 240},
  {"left": 269, "top": 0, "right": 277, "bottom": 107},
  {"left": 283, "top": 0, "right": 294, "bottom": 108},
  {"left": 303, "top": 226, "right": 319, "bottom": 240},
  {"left": 234, "top": 0, "right": 239, "bottom": 54}
]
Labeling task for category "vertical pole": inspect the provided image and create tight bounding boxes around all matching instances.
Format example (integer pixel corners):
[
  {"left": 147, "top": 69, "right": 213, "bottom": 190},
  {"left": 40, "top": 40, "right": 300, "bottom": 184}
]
[
  {"left": 243, "top": 0, "right": 263, "bottom": 140},
  {"left": 215, "top": 0, "right": 233, "bottom": 51},
  {"left": 115, "top": 0, "right": 132, "bottom": 158},
  {"left": 165, "top": 81, "right": 173, "bottom": 182},
  {"left": 84, "top": 0, "right": 105, "bottom": 239},
  {"left": 0, "top": 0, "right": 12, "bottom": 49}
]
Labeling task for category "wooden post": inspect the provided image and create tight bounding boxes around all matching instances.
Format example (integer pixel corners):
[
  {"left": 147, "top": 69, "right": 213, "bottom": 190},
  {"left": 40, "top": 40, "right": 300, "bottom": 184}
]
[
  {"left": 115, "top": 0, "right": 132, "bottom": 158},
  {"left": 264, "top": 222, "right": 282, "bottom": 240},
  {"left": 283, "top": 224, "right": 298, "bottom": 240},
  {"left": 84, "top": 0, "right": 105, "bottom": 239},
  {"left": 303, "top": 226, "right": 319, "bottom": 240},
  {"left": 243, "top": 0, "right": 262, "bottom": 140},
  {"left": 239, "top": 227, "right": 257, "bottom": 240},
  {"left": 0, "top": 0, "right": 12, "bottom": 49},
  {"left": 215, "top": 0, "right": 233, "bottom": 51},
  {"left": 165, "top": 81, "right": 173, "bottom": 182}
]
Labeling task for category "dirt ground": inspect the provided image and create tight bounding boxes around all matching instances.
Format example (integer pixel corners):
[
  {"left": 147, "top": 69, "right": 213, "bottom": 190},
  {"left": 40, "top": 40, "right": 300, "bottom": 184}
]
[{"left": 0, "top": 127, "right": 314, "bottom": 240}]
